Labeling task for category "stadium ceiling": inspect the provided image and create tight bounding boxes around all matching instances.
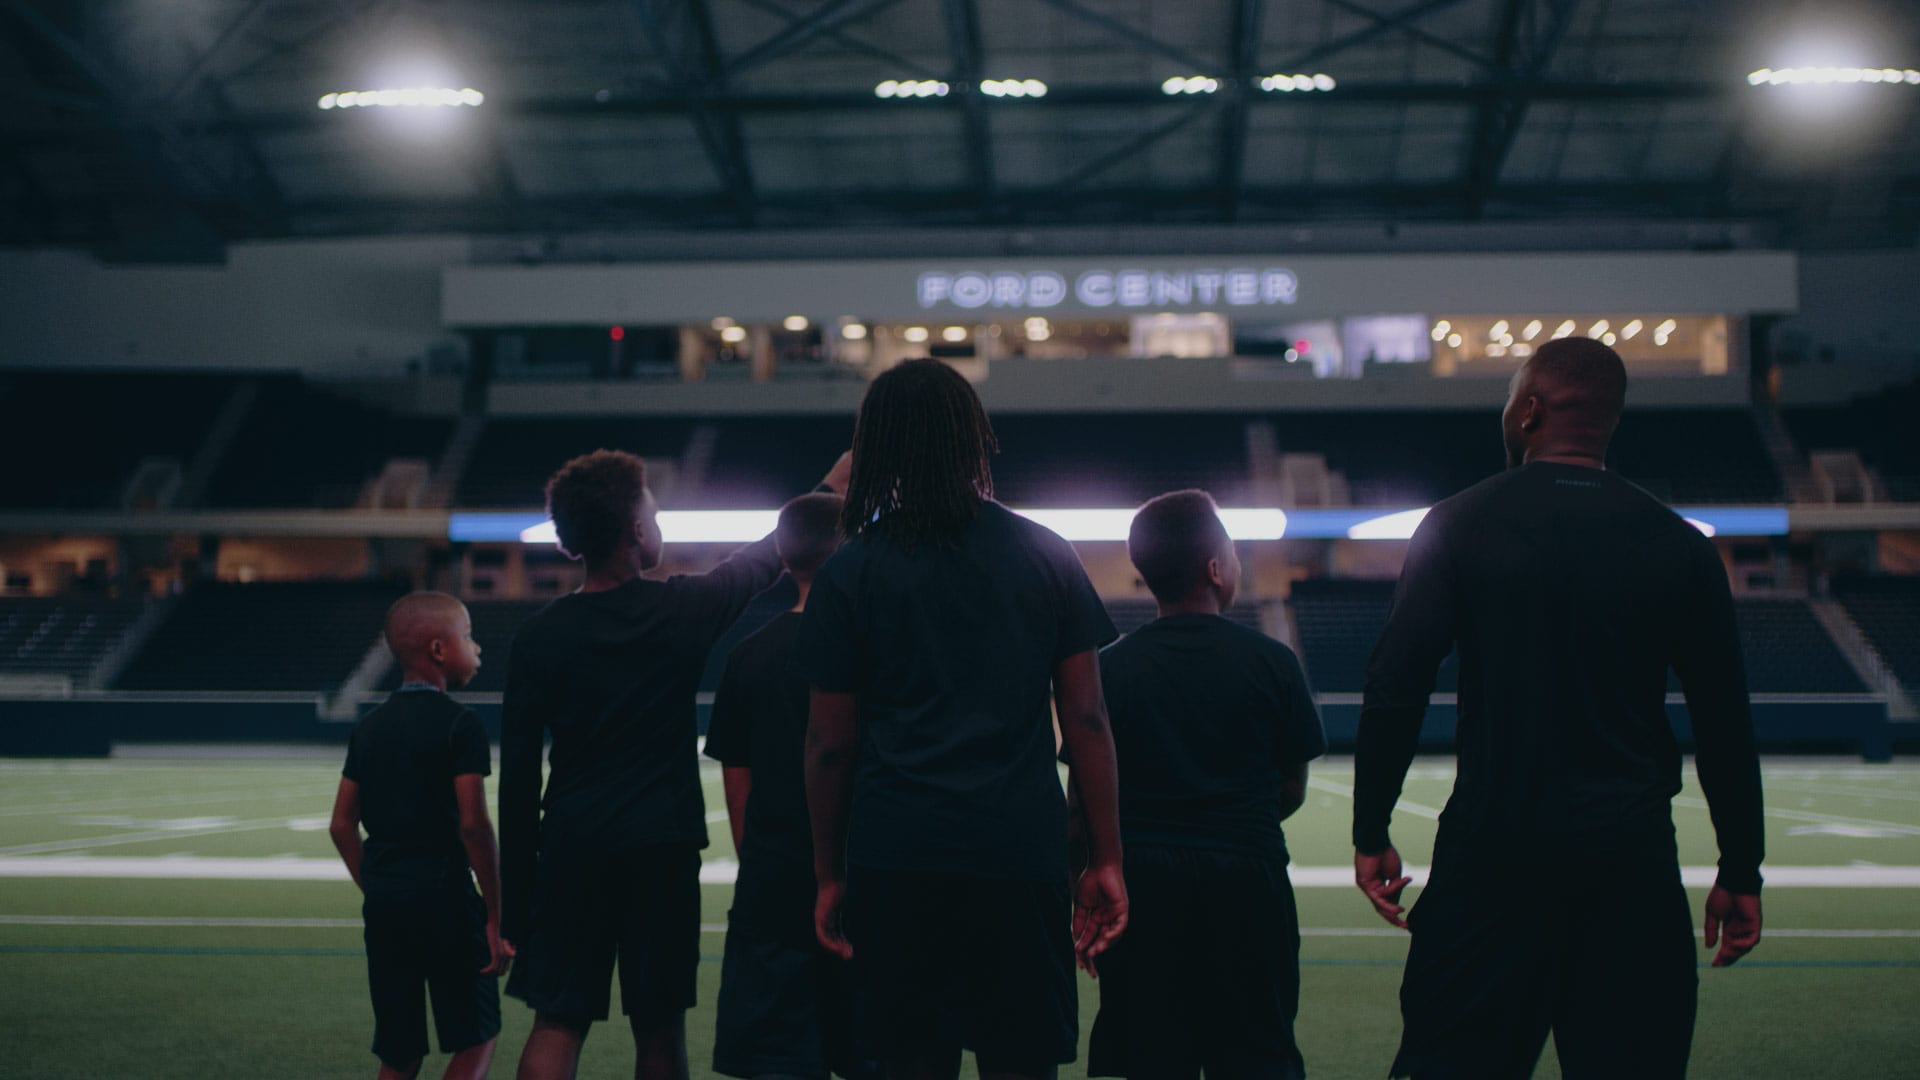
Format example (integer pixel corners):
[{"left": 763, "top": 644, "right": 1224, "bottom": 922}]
[{"left": 1, "top": 0, "right": 1916, "bottom": 260}]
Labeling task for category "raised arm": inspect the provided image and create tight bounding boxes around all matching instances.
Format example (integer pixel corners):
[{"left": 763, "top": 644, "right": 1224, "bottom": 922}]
[
  {"left": 1673, "top": 535, "right": 1764, "bottom": 966},
  {"left": 1353, "top": 514, "right": 1457, "bottom": 927},
  {"left": 678, "top": 453, "right": 853, "bottom": 643}
]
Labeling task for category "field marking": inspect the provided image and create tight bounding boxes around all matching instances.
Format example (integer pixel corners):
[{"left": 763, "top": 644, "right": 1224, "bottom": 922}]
[
  {"left": 0, "top": 817, "right": 312, "bottom": 857},
  {"left": 1760, "top": 779, "right": 1920, "bottom": 806},
  {"left": 1671, "top": 797, "right": 1920, "bottom": 837},
  {"left": 0, "top": 915, "right": 362, "bottom": 928},
  {"left": 6, "top": 855, "right": 1920, "bottom": 887},
  {"left": 1307, "top": 778, "right": 1444, "bottom": 820},
  {"left": 0, "top": 786, "right": 339, "bottom": 819}
]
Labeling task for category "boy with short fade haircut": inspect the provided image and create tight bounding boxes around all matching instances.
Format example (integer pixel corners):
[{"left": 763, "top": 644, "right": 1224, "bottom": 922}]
[
  {"left": 501, "top": 447, "right": 850, "bottom": 1080},
  {"left": 706, "top": 492, "right": 879, "bottom": 1080},
  {"left": 330, "top": 591, "right": 510, "bottom": 1080},
  {"left": 1083, "top": 490, "right": 1325, "bottom": 1080}
]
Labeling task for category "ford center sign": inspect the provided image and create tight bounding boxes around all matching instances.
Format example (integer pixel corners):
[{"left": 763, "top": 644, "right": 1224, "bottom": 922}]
[{"left": 916, "top": 268, "right": 1298, "bottom": 311}]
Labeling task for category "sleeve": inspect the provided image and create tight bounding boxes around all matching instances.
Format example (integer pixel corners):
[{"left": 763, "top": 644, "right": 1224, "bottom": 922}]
[
  {"left": 1352, "top": 510, "right": 1458, "bottom": 853},
  {"left": 498, "top": 638, "right": 546, "bottom": 943},
  {"left": 1273, "top": 645, "right": 1327, "bottom": 765},
  {"left": 669, "top": 533, "right": 785, "bottom": 646},
  {"left": 703, "top": 652, "right": 752, "bottom": 766},
  {"left": 448, "top": 708, "right": 491, "bottom": 778},
  {"left": 1050, "top": 533, "right": 1118, "bottom": 661},
  {"left": 341, "top": 726, "right": 363, "bottom": 783},
  {"left": 1673, "top": 535, "right": 1765, "bottom": 894},
  {"left": 793, "top": 556, "right": 862, "bottom": 692}
]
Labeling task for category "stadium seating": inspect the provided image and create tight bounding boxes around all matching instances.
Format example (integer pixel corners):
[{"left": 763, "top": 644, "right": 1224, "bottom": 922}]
[
  {"left": 1266, "top": 408, "right": 1781, "bottom": 506},
  {"left": 1785, "top": 380, "right": 1920, "bottom": 502},
  {"left": 1289, "top": 580, "right": 1860, "bottom": 696},
  {"left": 0, "top": 595, "right": 145, "bottom": 683},
  {"left": 1102, "top": 597, "right": 1266, "bottom": 637},
  {"left": 1733, "top": 598, "right": 1867, "bottom": 694},
  {"left": 700, "top": 416, "right": 858, "bottom": 508},
  {"left": 1288, "top": 579, "right": 1460, "bottom": 694},
  {"left": 204, "top": 378, "right": 454, "bottom": 508},
  {"left": 1833, "top": 577, "right": 1920, "bottom": 697},
  {"left": 115, "top": 581, "right": 404, "bottom": 693},
  {"left": 0, "top": 370, "right": 236, "bottom": 508},
  {"left": 456, "top": 417, "right": 700, "bottom": 507}
]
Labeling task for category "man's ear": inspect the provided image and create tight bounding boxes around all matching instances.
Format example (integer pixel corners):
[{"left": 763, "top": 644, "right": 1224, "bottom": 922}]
[
  {"left": 1206, "top": 556, "right": 1228, "bottom": 589},
  {"left": 1521, "top": 395, "right": 1543, "bottom": 433}
]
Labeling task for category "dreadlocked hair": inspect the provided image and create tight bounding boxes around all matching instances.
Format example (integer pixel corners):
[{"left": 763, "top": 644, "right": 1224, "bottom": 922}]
[{"left": 842, "top": 358, "right": 997, "bottom": 548}]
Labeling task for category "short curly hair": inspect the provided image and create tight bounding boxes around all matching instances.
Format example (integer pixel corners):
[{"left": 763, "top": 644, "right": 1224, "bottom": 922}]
[{"left": 544, "top": 449, "right": 647, "bottom": 563}]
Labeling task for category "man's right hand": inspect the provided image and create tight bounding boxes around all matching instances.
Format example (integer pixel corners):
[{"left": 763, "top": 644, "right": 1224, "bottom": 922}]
[
  {"left": 1072, "top": 860, "right": 1129, "bottom": 976},
  {"left": 1355, "top": 846, "right": 1413, "bottom": 929},
  {"left": 815, "top": 878, "right": 853, "bottom": 959},
  {"left": 482, "top": 924, "right": 515, "bottom": 976},
  {"left": 1703, "top": 886, "right": 1761, "bottom": 966}
]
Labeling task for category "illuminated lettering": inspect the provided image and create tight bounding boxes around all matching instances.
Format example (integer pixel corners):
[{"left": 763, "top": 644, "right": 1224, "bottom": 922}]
[
  {"left": 951, "top": 273, "right": 992, "bottom": 308},
  {"left": 992, "top": 273, "right": 1026, "bottom": 306},
  {"left": 1224, "top": 270, "right": 1259, "bottom": 305},
  {"left": 1116, "top": 271, "right": 1151, "bottom": 307},
  {"left": 1151, "top": 273, "right": 1193, "bottom": 306},
  {"left": 1027, "top": 272, "right": 1067, "bottom": 308},
  {"left": 918, "top": 272, "right": 952, "bottom": 308},
  {"left": 1192, "top": 271, "right": 1224, "bottom": 304},
  {"left": 1262, "top": 269, "right": 1297, "bottom": 304},
  {"left": 1076, "top": 271, "right": 1116, "bottom": 307}
]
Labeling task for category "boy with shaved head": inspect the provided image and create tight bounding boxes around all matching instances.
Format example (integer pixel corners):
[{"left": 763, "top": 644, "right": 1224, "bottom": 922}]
[
  {"left": 1353, "top": 337, "right": 1765, "bottom": 1078},
  {"left": 330, "top": 592, "right": 509, "bottom": 1080}
]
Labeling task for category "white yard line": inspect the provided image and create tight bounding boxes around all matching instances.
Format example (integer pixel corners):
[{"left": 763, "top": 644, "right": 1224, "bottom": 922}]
[
  {"left": 1307, "top": 778, "right": 1444, "bottom": 820},
  {"left": 0, "top": 786, "right": 339, "bottom": 820},
  {"left": 0, "top": 817, "right": 302, "bottom": 857},
  {"left": 1670, "top": 797, "right": 1920, "bottom": 837},
  {"left": 3, "top": 855, "right": 1919, "bottom": 887}
]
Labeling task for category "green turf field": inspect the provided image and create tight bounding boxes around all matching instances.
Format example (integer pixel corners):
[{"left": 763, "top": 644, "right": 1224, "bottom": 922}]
[{"left": 3, "top": 753, "right": 1917, "bottom": 1079}]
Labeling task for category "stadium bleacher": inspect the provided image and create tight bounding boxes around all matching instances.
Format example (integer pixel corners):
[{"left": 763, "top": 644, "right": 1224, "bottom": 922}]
[
  {"left": 1734, "top": 598, "right": 1867, "bottom": 694},
  {"left": 1785, "top": 379, "right": 1920, "bottom": 501},
  {"left": 204, "top": 378, "right": 454, "bottom": 508},
  {"left": 1288, "top": 579, "right": 1460, "bottom": 693},
  {"left": 0, "top": 595, "right": 145, "bottom": 684},
  {"left": 0, "top": 370, "right": 236, "bottom": 508},
  {"left": 1832, "top": 576, "right": 1920, "bottom": 698},
  {"left": 1267, "top": 408, "right": 1781, "bottom": 507},
  {"left": 114, "top": 581, "right": 404, "bottom": 693}
]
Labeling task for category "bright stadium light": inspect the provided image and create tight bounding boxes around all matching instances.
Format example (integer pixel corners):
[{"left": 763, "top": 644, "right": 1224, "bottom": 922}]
[
  {"left": 1347, "top": 508, "right": 1431, "bottom": 540},
  {"left": 980, "top": 78, "right": 1049, "bottom": 98},
  {"left": 1747, "top": 66, "right": 1920, "bottom": 87},
  {"left": 879, "top": 79, "right": 949, "bottom": 98},
  {"left": 1162, "top": 75, "right": 1220, "bottom": 95},
  {"left": 318, "top": 86, "right": 484, "bottom": 109},
  {"left": 513, "top": 508, "right": 1286, "bottom": 545},
  {"left": 782, "top": 315, "right": 810, "bottom": 332}
]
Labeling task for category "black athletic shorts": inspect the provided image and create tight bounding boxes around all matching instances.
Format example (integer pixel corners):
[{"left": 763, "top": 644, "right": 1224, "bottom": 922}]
[
  {"left": 504, "top": 843, "right": 701, "bottom": 1025},
  {"left": 362, "top": 880, "right": 502, "bottom": 1068},
  {"left": 713, "top": 853, "right": 880, "bottom": 1080},
  {"left": 849, "top": 865, "right": 1077, "bottom": 1072},
  {"left": 1087, "top": 845, "right": 1305, "bottom": 1080},
  {"left": 1391, "top": 830, "right": 1699, "bottom": 1080}
]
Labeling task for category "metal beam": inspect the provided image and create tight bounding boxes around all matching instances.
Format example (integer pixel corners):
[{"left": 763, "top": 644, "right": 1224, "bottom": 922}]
[
  {"left": 1056, "top": 100, "right": 1219, "bottom": 193},
  {"left": 1462, "top": 0, "right": 1582, "bottom": 216},
  {"left": 720, "top": 0, "right": 906, "bottom": 82},
  {"left": 1030, "top": 0, "right": 1214, "bottom": 74},
  {"left": 735, "top": 0, "right": 940, "bottom": 79},
  {"left": 942, "top": 0, "right": 995, "bottom": 211},
  {"left": 1219, "top": 0, "right": 1266, "bottom": 220},
  {"left": 1317, "top": 0, "right": 1492, "bottom": 70},
  {"left": 1276, "top": 0, "right": 1479, "bottom": 72},
  {"left": 161, "top": 0, "right": 276, "bottom": 107},
  {"left": 632, "top": 0, "right": 758, "bottom": 223}
]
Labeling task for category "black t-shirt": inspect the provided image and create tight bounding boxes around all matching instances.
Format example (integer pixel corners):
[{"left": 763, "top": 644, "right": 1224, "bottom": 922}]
[
  {"left": 794, "top": 500, "right": 1117, "bottom": 882},
  {"left": 1353, "top": 461, "right": 1765, "bottom": 894},
  {"left": 703, "top": 610, "right": 812, "bottom": 866},
  {"left": 498, "top": 536, "right": 784, "bottom": 942},
  {"left": 342, "top": 688, "right": 492, "bottom": 887},
  {"left": 1098, "top": 614, "right": 1326, "bottom": 858}
]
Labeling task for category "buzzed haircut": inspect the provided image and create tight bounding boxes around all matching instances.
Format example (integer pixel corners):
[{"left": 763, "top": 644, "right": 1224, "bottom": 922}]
[
  {"left": 777, "top": 492, "right": 844, "bottom": 575},
  {"left": 384, "top": 591, "right": 468, "bottom": 664},
  {"left": 843, "top": 358, "right": 998, "bottom": 549},
  {"left": 545, "top": 449, "right": 647, "bottom": 563},
  {"left": 1528, "top": 336, "right": 1629, "bottom": 426},
  {"left": 1129, "top": 489, "right": 1233, "bottom": 603}
]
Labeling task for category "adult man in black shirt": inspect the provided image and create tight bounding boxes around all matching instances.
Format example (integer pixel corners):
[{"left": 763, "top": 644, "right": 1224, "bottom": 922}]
[
  {"left": 500, "top": 448, "right": 849, "bottom": 1080},
  {"left": 1352, "top": 337, "right": 1765, "bottom": 1079},
  {"left": 1086, "top": 490, "right": 1325, "bottom": 1080},
  {"left": 705, "top": 492, "right": 878, "bottom": 1080}
]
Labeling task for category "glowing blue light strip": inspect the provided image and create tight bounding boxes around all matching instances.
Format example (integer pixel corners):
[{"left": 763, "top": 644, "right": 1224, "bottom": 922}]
[{"left": 449, "top": 505, "right": 1787, "bottom": 544}]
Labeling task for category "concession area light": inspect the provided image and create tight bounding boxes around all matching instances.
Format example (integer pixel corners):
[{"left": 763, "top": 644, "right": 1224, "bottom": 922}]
[{"left": 451, "top": 506, "right": 1784, "bottom": 546}]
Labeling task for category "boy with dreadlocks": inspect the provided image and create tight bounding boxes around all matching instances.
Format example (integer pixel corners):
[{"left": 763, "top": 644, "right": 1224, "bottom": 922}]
[{"left": 797, "top": 358, "right": 1130, "bottom": 1080}]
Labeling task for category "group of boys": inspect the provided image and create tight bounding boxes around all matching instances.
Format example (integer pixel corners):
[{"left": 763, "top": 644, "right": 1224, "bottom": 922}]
[{"left": 330, "top": 340, "right": 1764, "bottom": 1080}]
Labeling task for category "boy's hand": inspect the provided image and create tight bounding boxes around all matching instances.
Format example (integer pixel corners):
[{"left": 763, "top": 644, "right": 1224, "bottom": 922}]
[
  {"left": 1355, "top": 846, "right": 1413, "bottom": 929},
  {"left": 1703, "top": 886, "right": 1761, "bottom": 967},
  {"left": 480, "top": 922, "right": 514, "bottom": 976},
  {"left": 1072, "top": 860, "right": 1128, "bottom": 977},
  {"left": 821, "top": 451, "right": 853, "bottom": 496},
  {"left": 815, "top": 878, "right": 853, "bottom": 959}
]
